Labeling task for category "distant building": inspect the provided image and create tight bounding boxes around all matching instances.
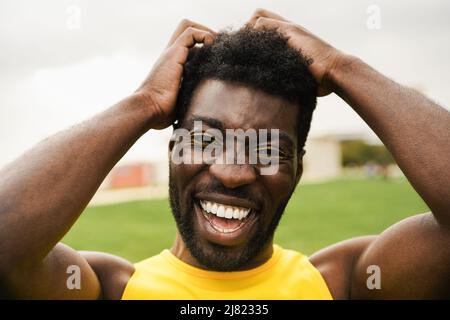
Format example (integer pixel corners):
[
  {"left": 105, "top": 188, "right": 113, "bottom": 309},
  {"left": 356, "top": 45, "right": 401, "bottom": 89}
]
[
  {"left": 101, "top": 161, "right": 169, "bottom": 190},
  {"left": 302, "top": 135, "right": 342, "bottom": 182},
  {"left": 107, "top": 163, "right": 154, "bottom": 188}
]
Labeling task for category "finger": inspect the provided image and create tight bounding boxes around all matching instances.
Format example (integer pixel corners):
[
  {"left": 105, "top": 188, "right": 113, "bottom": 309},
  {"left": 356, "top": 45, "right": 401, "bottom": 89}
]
[
  {"left": 247, "top": 8, "right": 289, "bottom": 27},
  {"left": 167, "top": 19, "right": 216, "bottom": 48},
  {"left": 173, "top": 27, "right": 215, "bottom": 49},
  {"left": 253, "top": 16, "right": 287, "bottom": 33}
]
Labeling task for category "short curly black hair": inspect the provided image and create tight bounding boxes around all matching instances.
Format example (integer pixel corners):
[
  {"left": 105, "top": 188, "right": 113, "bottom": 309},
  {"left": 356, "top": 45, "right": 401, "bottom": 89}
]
[{"left": 176, "top": 27, "right": 317, "bottom": 150}]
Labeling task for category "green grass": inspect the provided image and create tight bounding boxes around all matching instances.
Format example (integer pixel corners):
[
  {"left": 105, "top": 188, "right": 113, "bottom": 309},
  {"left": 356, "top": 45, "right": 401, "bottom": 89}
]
[{"left": 62, "top": 177, "right": 429, "bottom": 262}]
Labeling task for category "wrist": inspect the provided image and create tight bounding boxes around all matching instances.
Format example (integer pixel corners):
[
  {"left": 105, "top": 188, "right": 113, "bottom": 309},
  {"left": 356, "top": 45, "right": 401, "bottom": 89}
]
[
  {"left": 325, "top": 53, "right": 360, "bottom": 93},
  {"left": 126, "top": 92, "right": 166, "bottom": 130}
]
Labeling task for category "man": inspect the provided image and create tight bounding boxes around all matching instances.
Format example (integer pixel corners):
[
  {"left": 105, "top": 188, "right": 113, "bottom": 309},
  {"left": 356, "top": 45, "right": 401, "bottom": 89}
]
[{"left": 0, "top": 9, "right": 449, "bottom": 299}]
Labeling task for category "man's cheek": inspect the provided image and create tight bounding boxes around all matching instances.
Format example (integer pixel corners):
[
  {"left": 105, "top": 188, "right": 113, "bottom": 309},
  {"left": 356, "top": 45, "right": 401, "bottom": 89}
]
[
  {"left": 262, "top": 171, "right": 296, "bottom": 202},
  {"left": 170, "top": 161, "right": 204, "bottom": 192}
]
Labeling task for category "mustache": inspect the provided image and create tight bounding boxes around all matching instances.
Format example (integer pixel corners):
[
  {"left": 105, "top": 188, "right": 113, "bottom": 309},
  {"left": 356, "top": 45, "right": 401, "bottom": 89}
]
[{"left": 194, "top": 179, "right": 262, "bottom": 208}]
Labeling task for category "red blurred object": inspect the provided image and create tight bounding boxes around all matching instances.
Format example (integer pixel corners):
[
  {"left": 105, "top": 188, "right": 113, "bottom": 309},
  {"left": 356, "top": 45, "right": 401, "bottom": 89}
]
[{"left": 109, "top": 163, "right": 153, "bottom": 188}]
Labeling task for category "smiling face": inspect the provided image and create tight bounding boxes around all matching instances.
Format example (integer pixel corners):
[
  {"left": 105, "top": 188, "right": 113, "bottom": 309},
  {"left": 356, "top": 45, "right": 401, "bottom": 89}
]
[{"left": 169, "top": 79, "right": 303, "bottom": 271}]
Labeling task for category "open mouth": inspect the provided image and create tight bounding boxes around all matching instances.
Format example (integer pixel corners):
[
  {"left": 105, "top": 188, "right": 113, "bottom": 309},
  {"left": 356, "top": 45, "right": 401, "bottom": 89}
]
[
  {"left": 198, "top": 199, "right": 253, "bottom": 234},
  {"left": 192, "top": 192, "right": 260, "bottom": 245}
]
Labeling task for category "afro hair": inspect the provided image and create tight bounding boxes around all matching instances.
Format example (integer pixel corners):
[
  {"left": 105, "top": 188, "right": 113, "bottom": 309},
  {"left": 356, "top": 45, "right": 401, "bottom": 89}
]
[{"left": 176, "top": 26, "right": 318, "bottom": 149}]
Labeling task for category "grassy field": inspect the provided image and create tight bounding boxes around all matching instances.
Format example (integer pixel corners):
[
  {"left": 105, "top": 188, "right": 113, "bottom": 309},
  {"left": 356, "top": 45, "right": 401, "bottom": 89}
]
[{"left": 62, "top": 177, "right": 429, "bottom": 262}]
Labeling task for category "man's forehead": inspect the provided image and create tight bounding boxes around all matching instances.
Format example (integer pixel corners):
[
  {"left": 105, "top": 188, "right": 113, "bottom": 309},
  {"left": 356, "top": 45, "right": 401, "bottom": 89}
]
[{"left": 184, "top": 79, "right": 299, "bottom": 140}]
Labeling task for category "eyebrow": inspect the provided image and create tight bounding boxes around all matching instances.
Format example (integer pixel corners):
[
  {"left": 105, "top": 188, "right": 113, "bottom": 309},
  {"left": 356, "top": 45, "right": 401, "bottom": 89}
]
[
  {"left": 186, "top": 115, "right": 225, "bottom": 132},
  {"left": 184, "top": 115, "right": 296, "bottom": 148}
]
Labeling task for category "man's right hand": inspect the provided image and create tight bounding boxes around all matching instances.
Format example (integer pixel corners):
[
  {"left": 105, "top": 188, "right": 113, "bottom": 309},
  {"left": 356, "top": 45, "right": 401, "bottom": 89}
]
[{"left": 134, "top": 20, "right": 216, "bottom": 130}]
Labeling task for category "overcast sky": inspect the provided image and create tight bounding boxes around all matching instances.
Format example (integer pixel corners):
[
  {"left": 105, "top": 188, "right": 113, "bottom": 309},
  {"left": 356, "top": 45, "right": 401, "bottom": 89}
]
[{"left": 1, "top": 0, "right": 449, "bottom": 167}]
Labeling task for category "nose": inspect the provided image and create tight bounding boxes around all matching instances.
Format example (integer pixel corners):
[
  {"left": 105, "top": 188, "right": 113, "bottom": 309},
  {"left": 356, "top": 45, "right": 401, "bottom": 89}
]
[{"left": 209, "top": 164, "right": 257, "bottom": 189}]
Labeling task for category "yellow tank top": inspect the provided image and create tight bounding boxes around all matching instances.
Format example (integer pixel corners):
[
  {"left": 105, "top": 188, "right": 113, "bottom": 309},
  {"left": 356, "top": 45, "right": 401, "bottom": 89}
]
[{"left": 121, "top": 245, "right": 332, "bottom": 300}]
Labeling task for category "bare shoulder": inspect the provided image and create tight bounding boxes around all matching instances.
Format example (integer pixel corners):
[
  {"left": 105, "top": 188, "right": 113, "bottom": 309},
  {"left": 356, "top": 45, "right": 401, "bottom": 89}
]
[
  {"left": 309, "top": 235, "right": 377, "bottom": 299},
  {"left": 80, "top": 251, "right": 135, "bottom": 300},
  {"left": 351, "top": 213, "right": 450, "bottom": 299},
  {"left": 310, "top": 212, "right": 450, "bottom": 299}
]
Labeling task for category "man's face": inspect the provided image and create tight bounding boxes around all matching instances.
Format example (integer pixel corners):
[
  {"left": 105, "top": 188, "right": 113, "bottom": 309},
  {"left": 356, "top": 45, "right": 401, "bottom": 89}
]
[{"left": 169, "top": 79, "right": 302, "bottom": 271}]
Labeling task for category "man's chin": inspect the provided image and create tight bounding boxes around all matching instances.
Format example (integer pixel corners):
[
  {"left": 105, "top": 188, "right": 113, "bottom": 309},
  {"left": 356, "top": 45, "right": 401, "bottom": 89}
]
[
  {"left": 182, "top": 223, "right": 271, "bottom": 272},
  {"left": 185, "top": 238, "right": 254, "bottom": 271}
]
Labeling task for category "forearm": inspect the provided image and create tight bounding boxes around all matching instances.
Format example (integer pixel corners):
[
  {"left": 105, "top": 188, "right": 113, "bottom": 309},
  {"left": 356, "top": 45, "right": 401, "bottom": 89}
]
[
  {"left": 0, "top": 94, "right": 154, "bottom": 272},
  {"left": 330, "top": 56, "right": 450, "bottom": 221}
]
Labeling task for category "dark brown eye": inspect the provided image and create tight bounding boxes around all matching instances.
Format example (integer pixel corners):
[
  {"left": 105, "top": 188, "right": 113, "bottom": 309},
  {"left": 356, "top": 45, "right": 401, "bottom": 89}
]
[
  {"left": 256, "top": 145, "right": 291, "bottom": 162},
  {"left": 190, "top": 132, "right": 216, "bottom": 150}
]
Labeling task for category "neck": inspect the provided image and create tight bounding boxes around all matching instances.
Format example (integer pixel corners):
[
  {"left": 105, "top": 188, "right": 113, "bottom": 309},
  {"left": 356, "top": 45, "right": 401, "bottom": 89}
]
[{"left": 170, "top": 233, "right": 274, "bottom": 271}]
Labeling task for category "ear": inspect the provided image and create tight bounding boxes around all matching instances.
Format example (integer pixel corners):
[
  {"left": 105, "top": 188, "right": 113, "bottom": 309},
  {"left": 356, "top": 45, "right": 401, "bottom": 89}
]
[
  {"left": 295, "top": 149, "right": 305, "bottom": 186},
  {"left": 168, "top": 126, "right": 176, "bottom": 152}
]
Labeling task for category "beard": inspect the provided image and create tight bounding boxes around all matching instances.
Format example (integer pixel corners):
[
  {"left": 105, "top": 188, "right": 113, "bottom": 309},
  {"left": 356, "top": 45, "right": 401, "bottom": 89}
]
[{"left": 168, "top": 167, "right": 292, "bottom": 271}]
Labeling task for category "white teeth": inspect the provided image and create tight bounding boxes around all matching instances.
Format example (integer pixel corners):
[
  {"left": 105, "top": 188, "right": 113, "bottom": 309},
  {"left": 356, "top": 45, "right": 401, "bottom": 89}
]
[
  {"left": 217, "top": 205, "right": 225, "bottom": 217},
  {"left": 199, "top": 200, "right": 251, "bottom": 220},
  {"left": 225, "top": 207, "right": 233, "bottom": 219},
  {"left": 232, "top": 209, "right": 240, "bottom": 219}
]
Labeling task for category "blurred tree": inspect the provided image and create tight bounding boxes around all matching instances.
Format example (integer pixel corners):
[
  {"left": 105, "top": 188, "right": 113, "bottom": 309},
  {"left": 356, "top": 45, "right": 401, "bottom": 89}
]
[{"left": 341, "top": 140, "right": 395, "bottom": 166}]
